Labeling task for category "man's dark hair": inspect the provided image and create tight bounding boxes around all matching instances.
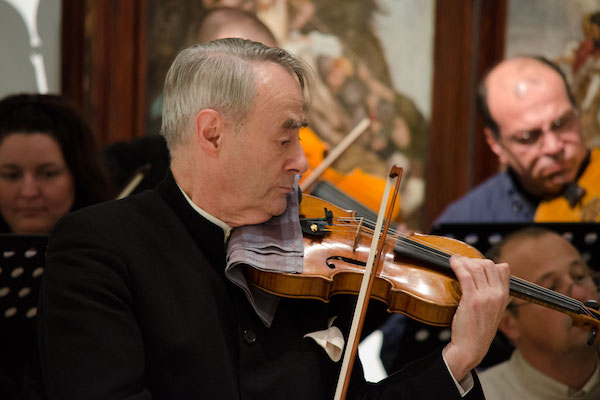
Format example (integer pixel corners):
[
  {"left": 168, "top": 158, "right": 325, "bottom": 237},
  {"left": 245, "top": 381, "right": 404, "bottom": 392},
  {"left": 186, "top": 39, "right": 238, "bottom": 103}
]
[{"left": 477, "top": 56, "right": 577, "bottom": 138}]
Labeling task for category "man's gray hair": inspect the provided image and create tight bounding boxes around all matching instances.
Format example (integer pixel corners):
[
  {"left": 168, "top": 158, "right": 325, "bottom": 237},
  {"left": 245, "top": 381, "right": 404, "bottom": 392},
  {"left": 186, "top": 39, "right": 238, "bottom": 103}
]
[{"left": 160, "top": 38, "right": 314, "bottom": 150}]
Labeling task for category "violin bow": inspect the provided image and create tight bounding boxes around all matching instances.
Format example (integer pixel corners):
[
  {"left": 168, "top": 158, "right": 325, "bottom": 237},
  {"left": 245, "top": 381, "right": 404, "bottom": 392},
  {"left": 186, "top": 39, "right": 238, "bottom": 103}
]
[
  {"left": 116, "top": 163, "right": 151, "bottom": 200},
  {"left": 300, "top": 117, "right": 371, "bottom": 192},
  {"left": 333, "top": 165, "right": 403, "bottom": 400}
]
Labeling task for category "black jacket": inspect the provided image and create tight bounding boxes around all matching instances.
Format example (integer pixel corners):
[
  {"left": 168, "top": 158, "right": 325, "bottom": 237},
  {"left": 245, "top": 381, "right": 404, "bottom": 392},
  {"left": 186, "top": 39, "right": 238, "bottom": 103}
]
[{"left": 38, "top": 172, "right": 484, "bottom": 399}]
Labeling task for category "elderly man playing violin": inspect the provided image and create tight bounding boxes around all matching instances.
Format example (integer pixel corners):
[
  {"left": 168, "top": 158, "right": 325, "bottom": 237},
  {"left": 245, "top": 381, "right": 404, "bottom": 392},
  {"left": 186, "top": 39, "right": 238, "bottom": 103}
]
[
  {"left": 38, "top": 38, "right": 510, "bottom": 399},
  {"left": 479, "top": 227, "right": 600, "bottom": 399}
]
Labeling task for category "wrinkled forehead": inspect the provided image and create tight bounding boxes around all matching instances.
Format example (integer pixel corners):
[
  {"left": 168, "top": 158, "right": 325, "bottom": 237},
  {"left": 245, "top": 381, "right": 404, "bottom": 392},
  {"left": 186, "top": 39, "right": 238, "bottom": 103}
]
[{"left": 257, "top": 62, "right": 311, "bottom": 114}]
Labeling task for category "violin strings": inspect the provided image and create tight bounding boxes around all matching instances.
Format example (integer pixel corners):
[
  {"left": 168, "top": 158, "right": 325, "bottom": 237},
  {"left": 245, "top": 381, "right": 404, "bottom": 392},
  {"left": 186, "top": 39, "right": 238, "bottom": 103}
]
[
  {"left": 509, "top": 276, "right": 588, "bottom": 314},
  {"left": 317, "top": 217, "right": 463, "bottom": 259},
  {"left": 311, "top": 218, "right": 593, "bottom": 317}
]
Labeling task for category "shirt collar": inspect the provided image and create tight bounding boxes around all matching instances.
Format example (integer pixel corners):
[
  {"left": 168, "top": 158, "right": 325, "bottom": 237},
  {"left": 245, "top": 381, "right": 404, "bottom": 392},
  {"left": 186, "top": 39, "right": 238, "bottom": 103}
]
[
  {"left": 177, "top": 184, "right": 233, "bottom": 242},
  {"left": 568, "top": 357, "right": 600, "bottom": 397},
  {"left": 513, "top": 349, "right": 600, "bottom": 397}
]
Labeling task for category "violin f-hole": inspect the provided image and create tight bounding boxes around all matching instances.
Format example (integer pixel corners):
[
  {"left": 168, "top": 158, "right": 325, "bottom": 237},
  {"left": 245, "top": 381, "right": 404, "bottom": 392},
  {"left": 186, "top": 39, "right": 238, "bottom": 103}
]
[{"left": 325, "top": 256, "right": 366, "bottom": 270}]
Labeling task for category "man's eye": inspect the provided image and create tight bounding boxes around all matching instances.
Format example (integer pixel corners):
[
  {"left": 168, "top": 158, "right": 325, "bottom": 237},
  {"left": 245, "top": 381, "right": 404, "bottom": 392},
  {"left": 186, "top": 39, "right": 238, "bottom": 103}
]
[
  {"left": 515, "top": 130, "right": 542, "bottom": 144},
  {"left": 551, "top": 113, "right": 574, "bottom": 132},
  {"left": 571, "top": 270, "right": 592, "bottom": 284},
  {"left": 552, "top": 118, "right": 565, "bottom": 129}
]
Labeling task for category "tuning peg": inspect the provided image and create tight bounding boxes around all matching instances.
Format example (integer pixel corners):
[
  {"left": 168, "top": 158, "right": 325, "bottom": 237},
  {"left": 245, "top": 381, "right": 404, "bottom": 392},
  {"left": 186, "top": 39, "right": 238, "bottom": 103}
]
[
  {"left": 584, "top": 300, "right": 600, "bottom": 310},
  {"left": 587, "top": 328, "right": 598, "bottom": 346}
]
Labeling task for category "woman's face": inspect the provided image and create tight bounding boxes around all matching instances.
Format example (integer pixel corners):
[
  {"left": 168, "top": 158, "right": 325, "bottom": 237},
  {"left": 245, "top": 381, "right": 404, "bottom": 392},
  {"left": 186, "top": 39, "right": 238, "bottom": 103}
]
[{"left": 0, "top": 133, "right": 75, "bottom": 233}]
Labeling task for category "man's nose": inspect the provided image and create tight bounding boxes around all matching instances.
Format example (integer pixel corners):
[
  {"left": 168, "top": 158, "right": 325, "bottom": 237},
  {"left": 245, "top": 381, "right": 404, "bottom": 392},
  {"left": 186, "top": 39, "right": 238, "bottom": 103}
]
[
  {"left": 288, "top": 141, "right": 309, "bottom": 175},
  {"left": 539, "top": 129, "right": 563, "bottom": 155}
]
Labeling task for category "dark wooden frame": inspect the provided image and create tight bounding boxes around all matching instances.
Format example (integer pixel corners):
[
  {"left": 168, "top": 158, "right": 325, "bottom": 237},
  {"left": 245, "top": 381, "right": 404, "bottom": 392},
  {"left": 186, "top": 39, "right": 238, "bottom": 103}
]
[
  {"left": 61, "top": 0, "right": 147, "bottom": 146},
  {"left": 424, "top": 0, "right": 507, "bottom": 229},
  {"left": 60, "top": 0, "right": 507, "bottom": 230}
]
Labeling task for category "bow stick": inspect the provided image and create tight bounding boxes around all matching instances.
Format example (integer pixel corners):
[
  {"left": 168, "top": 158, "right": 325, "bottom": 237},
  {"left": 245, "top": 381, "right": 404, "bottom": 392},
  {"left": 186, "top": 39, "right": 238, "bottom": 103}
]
[
  {"left": 333, "top": 165, "right": 403, "bottom": 400},
  {"left": 300, "top": 117, "right": 371, "bottom": 192}
]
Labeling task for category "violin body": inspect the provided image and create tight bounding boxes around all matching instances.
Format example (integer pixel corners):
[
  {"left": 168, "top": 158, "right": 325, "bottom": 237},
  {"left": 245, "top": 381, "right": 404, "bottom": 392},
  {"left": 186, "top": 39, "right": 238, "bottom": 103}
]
[
  {"left": 246, "top": 195, "right": 480, "bottom": 326},
  {"left": 535, "top": 148, "right": 600, "bottom": 222},
  {"left": 246, "top": 195, "right": 600, "bottom": 335}
]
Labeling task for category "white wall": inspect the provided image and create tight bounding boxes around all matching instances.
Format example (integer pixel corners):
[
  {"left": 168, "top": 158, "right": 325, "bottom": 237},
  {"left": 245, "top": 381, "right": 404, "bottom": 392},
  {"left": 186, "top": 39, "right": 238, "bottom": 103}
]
[
  {"left": 0, "top": 0, "right": 62, "bottom": 97},
  {"left": 374, "top": 0, "right": 434, "bottom": 119}
]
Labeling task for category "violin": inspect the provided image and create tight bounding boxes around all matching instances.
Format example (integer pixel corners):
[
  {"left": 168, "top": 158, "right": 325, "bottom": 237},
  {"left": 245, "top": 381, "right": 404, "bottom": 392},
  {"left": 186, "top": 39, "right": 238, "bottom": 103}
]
[
  {"left": 299, "top": 124, "right": 402, "bottom": 223},
  {"left": 246, "top": 194, "right": 600, "bottom": 335},
  {"left": 535, "top": 148, "right": 600, "bottom": 222}
]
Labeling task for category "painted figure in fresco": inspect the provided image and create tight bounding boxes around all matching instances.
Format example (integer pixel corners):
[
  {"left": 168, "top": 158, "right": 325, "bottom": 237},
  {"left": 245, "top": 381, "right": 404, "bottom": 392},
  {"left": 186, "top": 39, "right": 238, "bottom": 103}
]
[{"left": 570, "top": 11, "right": 600, "bottom": 148}]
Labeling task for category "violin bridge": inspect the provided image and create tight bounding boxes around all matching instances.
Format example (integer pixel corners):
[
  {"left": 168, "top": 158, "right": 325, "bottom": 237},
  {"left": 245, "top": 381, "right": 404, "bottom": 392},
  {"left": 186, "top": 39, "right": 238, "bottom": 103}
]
[{"left": 352, "top": 218, "right": 363, "bottom": 251}]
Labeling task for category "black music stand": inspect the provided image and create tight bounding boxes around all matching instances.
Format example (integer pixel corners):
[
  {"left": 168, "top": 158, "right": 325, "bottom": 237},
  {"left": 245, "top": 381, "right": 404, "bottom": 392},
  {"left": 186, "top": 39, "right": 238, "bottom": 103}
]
[
  {"left": 0, "top": 233, "right": 48, "bottom": 400},
  {"left": 380, "top": 223, "right": 600, "bottom": 374},
  {"left": 0, "top": 234, "right": 48, "bottom": 322},
  {"left": 431, "top": 222, "right": 600, "bottom": 272}
]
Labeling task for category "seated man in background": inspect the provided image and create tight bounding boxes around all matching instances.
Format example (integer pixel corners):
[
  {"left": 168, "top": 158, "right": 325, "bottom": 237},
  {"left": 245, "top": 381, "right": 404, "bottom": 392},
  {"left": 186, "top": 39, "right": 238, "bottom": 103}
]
[
  {"left": 436, "top": 56, "right": 595, "bottom": 225},
  {"left": 379, "top": 55, "right": 599, "bottom": 380},
  {"left": 479, "top": 227, "right": 600, "bottom": 399}
]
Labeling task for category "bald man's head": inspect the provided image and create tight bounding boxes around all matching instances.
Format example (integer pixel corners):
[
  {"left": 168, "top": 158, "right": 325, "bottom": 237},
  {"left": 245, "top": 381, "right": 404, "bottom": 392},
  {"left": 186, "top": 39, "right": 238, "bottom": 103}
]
[
  {"left": 188, "top": 7, "right": 277, "bottom": 47},
  {"left": 478, "top": 57, "right": 576, "bottom": 138}
]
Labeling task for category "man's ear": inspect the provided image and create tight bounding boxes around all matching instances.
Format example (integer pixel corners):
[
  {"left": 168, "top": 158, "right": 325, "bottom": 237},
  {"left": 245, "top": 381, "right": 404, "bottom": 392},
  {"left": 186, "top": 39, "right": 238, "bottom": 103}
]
[
  {"left": 194, "top": 109, "right": 223, "bottom": 156},
  {"left": 498, "top": 309, "right": 520, "bottom": 342},
  {"left": 484, "top": 127, "right": 508, "bottom": 165}
]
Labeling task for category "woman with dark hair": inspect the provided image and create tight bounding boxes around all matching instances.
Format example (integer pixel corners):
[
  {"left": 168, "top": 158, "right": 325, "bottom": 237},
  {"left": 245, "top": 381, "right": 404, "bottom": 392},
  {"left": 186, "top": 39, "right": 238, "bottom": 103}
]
[
  {"left": 0, "top": 93, "right": 113, "bottom": 399},
  {"left": 0, "top": 93, "right": 114, "bottom": 234}
]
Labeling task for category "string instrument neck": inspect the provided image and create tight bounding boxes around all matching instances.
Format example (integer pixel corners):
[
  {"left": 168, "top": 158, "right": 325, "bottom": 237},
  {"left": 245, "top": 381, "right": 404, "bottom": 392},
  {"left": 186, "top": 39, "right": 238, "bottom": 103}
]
[{"left": 394, "top": 234, "right": 600, "bottom": 337}]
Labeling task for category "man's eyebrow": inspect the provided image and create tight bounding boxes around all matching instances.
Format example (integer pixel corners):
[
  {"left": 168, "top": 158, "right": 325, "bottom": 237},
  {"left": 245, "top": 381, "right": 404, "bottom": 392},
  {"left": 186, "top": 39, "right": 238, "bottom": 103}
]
[
  {"left": 569, "top": 259, "right": 589, "bottom": 271},
  {"left": 283, "top": 119, "right": 308, "bottom": 129},
  {"left": 535, "top": 260, "right": 588, "bottom": 284}
]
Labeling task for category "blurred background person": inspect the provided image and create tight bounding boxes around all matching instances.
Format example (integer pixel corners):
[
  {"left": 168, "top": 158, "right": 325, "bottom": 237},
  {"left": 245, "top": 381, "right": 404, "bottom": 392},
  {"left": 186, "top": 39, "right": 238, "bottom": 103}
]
[
  {"left": 435, "top": 56, "right": 594, "bottom": 225},
  {"left": 378, "top": 55, "right": 598, "bottom": 383},
  {"left": 0, "top": 93, "right": 114, "bottom": 234},
  {"left": 480, "top": 227, "right": 600, "bottom": 399},
  {"left": 0, "top": 93, "right": 113, "bottom": 400}
]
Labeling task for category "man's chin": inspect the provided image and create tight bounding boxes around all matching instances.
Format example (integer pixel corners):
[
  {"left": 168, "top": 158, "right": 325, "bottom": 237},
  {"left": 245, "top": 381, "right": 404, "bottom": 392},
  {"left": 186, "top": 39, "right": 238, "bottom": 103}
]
[
  {"left": 547, "top": 180, "right": 575, "bottom": 196},
  {"left": 270, "top": 199, "right": 289, "bottom": 217},
  {"left": 537, "top": 171, "right": 573, "bottom": 195}
]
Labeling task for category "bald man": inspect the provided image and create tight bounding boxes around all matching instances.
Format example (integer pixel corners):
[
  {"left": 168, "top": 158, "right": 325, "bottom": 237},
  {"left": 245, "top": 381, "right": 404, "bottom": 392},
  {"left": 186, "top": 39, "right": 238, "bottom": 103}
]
[
  {"left": 479, "top": 227, "right": 600, "bottom": 399},
  {"left": 191, "top": 6, "right": 277, "bottom": 46},
  {"left": 435, "top": 56, "right": 593, "bottom": 225}
]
